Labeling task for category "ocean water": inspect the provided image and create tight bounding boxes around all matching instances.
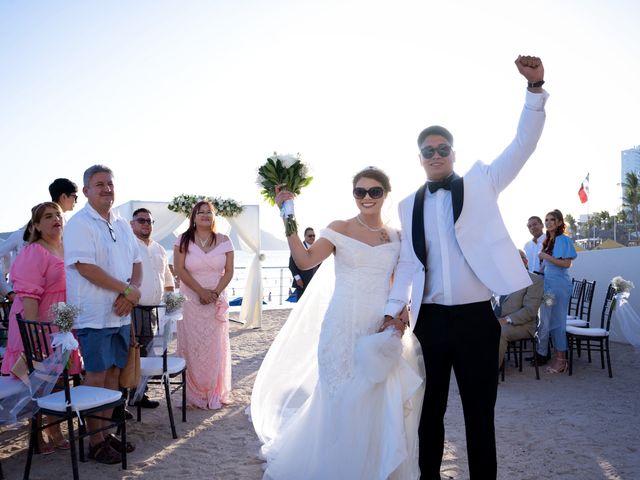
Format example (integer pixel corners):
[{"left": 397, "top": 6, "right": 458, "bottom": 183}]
[{"left": 228, "top": 250, "right": 295, "bottom": 308}]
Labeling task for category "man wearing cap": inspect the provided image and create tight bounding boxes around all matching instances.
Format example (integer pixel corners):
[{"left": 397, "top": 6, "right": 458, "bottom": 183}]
[{"left": 383, "top": 55, "right": 548, "bottom": 479}]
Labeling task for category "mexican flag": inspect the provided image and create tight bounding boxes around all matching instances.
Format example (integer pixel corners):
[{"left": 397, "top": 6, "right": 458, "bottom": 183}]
[{"left": 578, "top": 173, "right": 589, "bottom": 204}]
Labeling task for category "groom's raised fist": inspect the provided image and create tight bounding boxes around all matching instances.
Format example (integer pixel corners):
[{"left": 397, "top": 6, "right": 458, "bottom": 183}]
[{"left": 515, "top": 55, "right": 544, "bottom": 85}]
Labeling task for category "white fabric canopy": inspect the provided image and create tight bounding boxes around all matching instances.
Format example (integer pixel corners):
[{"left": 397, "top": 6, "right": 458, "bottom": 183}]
[{"left": 112, "top": 200, "right": 263, "bottom": 328}]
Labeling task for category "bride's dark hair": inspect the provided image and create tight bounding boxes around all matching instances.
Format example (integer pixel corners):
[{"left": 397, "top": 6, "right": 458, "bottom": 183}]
[{"left": 352, "top": 166, "right": 391, "bottom": 192}]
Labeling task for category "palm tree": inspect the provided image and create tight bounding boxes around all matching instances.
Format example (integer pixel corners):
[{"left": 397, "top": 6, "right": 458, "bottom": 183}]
[
  {"left": 622, "top": 171, "right": 640, "bottom": 240},
  {"left": 565, "top": 213, "right": 577, "bottom": 238}
]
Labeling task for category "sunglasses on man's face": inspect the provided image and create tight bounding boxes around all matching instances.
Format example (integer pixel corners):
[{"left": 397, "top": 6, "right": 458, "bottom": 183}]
[
  {"left": 353, "top": 187, "right": 384, "bottom": 199},
  {"left": 420, "top": 144, "right": 452, "bottom": 159},
  {"left": 134, "top": 218, "right": 154, "bottom": 225}
]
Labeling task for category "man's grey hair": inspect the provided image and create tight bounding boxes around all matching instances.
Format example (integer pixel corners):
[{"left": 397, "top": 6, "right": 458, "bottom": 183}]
[{"left": 83, "top": 164, "right": 114, "bottom": 187}]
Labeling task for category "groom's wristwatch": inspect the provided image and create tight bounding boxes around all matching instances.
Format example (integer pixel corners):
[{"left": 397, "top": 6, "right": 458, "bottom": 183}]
[{"left": 527, "top": 80, "right": 545, "bottom": 88}]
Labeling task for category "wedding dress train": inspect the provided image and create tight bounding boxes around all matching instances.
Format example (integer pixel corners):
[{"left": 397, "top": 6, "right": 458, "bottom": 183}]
[{"left": 251, "top": 228, "right": 425, "bottom": 479}]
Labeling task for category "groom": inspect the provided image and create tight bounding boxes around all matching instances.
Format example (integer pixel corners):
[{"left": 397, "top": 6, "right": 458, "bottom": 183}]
[{"left": 383, "top": 55, "right": 548, "bottom": 479}]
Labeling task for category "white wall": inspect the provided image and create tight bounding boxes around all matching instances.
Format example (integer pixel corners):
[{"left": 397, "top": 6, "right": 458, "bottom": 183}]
[{"left": 569, "top": 246, "right": 640, "bottom": 343}]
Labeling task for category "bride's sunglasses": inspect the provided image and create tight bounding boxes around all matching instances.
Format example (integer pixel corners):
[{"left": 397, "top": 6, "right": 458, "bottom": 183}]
[
  {"left": 420, "top": 144, "right": 452, "bottom": 159},
  {"left": 353, "top": 187, "right": 385, "bottom": 199}
]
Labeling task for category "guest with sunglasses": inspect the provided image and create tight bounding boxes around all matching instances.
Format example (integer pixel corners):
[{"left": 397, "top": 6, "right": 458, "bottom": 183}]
[
  {"left": 384, "top": 55, "right": 548, "bottom": 479},
  {"left": 252, "top": 167, "right": 425, "bottom": 479},
  {"left": 288, "top": 226, "right": 318, "bottom": 300},
  {"left": 127, "top": 208, "right": 175, "bottom": 408},
  {"left": 63, "top": 165, "right": 141, "bottom": 464}
]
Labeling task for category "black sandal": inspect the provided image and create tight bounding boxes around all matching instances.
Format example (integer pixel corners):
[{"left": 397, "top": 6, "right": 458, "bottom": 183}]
[
  {"left": 88, "top": 440, "right": 121, "bottom": 465},
  {"left": 106, "top": 433, "right": 135, "bottom": 453}
]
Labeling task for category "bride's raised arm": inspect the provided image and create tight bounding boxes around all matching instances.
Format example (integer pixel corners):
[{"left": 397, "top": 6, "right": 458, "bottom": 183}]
[{"left": 276, "top": 188, "right": 335, "bottom": 270}]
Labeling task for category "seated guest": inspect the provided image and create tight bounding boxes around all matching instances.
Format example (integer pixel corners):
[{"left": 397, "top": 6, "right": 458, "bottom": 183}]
[
  {"left": 64, "top": 165, "right": 141, "bottom": 464},
  {"left": 0, "top": 202, "right": 83, "bottom": 453},
  {"left": 495, "top": 249, "right": 544, "bottom": 368},
  {"left": 129, "top": 207, "right": 175, "bottom": 408}
]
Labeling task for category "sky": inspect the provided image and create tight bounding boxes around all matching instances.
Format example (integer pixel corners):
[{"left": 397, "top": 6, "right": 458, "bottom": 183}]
[{"left": 1, "top": 0, "right": 639, "bottom": 248}]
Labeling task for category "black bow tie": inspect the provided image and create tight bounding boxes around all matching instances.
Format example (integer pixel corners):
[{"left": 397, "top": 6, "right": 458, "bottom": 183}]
[{"left": 427, "top": 174, "right": 459, "bottom": 194}]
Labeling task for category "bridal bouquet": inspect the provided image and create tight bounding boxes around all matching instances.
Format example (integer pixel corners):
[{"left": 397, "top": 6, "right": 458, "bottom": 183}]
[{"left": 257, "top": 152, "right": 313, "bottom": 236}]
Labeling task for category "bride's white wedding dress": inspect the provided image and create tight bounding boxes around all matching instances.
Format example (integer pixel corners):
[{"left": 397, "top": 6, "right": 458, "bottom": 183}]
[{"left": 251, "top": 228, "right": 425, "bottom": 480}]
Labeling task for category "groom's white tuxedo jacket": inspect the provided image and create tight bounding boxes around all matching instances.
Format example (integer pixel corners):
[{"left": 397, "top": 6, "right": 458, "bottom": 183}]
[{"left": 385, "top": 90, "right": 549, "bottom": 326}]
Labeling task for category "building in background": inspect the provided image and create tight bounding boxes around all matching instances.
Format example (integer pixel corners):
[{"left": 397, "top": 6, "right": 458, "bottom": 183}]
[{"left": 621, "top": 146, "right": 640, "bottom": 187}]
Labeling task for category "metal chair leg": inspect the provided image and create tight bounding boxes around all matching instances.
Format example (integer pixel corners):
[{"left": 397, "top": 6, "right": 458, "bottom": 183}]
[{"left": 164, "top": 375, "right": 178, "bottom": 439}]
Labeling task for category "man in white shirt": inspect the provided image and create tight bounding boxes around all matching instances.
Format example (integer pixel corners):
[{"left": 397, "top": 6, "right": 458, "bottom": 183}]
[
  {"left": 383, "top": 56, "right": 547, "bottom": 479},
  {"left": 64, "top": 165, "right": 142, "bottom": 463},
  {"left": 524, "top": 216, "right": 545, "bottom": 274},
  {"left": 129, "top": 207, "right": 175, "bottom": 408},
  {"left": 0, "top": 178, "right": 79, "bottom": 297}
]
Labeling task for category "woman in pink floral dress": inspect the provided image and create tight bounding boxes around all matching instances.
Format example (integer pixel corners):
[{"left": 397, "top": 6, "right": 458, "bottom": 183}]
[
  {"left": 1, "top": 202, "right": 83, "bottom": 452},
  {"left": 174, "top": 200, "right": 234, "bottom": 409}
]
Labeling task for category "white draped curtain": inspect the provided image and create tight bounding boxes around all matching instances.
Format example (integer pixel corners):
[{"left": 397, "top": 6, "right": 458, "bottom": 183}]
[{"left": 227, "top": 205, "right": 263, "bottom": 328}]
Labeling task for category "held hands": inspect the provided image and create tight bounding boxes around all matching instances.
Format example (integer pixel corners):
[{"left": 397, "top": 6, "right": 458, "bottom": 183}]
[
  {"left": 379, "top": 314, "right": 408, "bottom": 335},
  {"left": 514, "top": 55, "right": 544, "bottom": 84},
  {"left": 114, "top": 294, "right": 134, "bottom": 316},
  {"left": 199, "top": 288, "right": 219, "bottom": 305}
]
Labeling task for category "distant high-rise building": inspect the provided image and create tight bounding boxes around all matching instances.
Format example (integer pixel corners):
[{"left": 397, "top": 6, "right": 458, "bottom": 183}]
[{"left": 621, "top": 146, "right": 640, "bottom": 185}]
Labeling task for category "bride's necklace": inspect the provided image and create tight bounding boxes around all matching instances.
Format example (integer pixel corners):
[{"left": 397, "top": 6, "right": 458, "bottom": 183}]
[
  {"left": 356, "top": 214, "right": 386, "bottom": 232},
  {"left": 196, "top": 233, "right": 211, "bottom": 248}
]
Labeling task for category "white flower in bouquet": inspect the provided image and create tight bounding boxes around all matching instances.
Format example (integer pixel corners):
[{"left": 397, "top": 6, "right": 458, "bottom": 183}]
[
  {"left": 542, "top": 292, "right": 555, "bottom": 307},
  {"left": 611, "top": 276, "right": 635, "bottom": 294},
  {"left": 257, "top": 152, "right": 313, "bottom": 236},
  {"left": 278, "top": 153, "right": 298, "bottom": 168},
  {"left": 48, "top": 302, "right": 81, "bottom": 332},
  {"left": 163, "top": 291, "right": 186, "bottom": 314}
]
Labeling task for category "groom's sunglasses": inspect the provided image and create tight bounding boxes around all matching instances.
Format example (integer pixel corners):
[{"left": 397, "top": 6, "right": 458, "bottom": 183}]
[
  {"left": 420, "top": 144, "right": 452, "bottom": 159},
  {"left": 353, "top": 187, "right": 385, "bottom": 199}
]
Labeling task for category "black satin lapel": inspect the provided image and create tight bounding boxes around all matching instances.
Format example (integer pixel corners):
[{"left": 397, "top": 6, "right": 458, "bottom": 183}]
[
  {"left": 451, "top": 176, "right": 464, "bottom": 224},
  {"left": 412, "top": 183, "right": 427, "bottom": 267}
]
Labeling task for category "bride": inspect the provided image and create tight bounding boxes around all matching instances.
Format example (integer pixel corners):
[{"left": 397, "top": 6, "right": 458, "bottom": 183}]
[{"left": 251, "top": 167, "right": 425, "bottom": 479}]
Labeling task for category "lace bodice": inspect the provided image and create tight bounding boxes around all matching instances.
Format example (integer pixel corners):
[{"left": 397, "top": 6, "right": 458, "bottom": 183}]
[{"left": 317, "top": 228, "right": 400, "bottom": 395}]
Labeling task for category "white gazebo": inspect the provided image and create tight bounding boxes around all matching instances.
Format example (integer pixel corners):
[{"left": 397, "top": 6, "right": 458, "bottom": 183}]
[{"left": 113, "top": 200, "right": 263, "bottom": 328}]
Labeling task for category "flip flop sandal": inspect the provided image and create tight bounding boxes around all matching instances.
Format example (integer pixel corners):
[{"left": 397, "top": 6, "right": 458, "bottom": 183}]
[
  {"left": 88, "top": 441, "right": 121, "bottom": 465},
  {"left": 107, "top": 433, "right": 135, "bottom": 453}
]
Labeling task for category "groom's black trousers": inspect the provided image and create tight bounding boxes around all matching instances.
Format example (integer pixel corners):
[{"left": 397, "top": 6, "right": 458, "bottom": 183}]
[{"left": 413, "top": 301, "right": 500, "bottom": 480}]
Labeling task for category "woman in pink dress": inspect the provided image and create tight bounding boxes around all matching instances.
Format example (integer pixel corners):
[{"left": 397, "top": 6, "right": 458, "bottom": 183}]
[
  {"left": 174, "top": 200, "right": 234, "bottom": 409},
  {"left": 1, "top": 202, "right": 83, "bottom": 452}
]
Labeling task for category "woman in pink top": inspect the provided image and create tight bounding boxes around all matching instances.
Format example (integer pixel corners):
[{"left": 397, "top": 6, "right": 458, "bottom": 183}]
[
  {"left": 1, "top": 202, "right": 83, "bottom": 452},
  {"left": 174, "top": 200, "right": 234, "bottom": 409}
]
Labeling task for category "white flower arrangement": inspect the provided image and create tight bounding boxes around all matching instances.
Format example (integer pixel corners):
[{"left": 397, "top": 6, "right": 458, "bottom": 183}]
[
  {"left": 163, "top": 291, "right": 186, "bottom": 314},
  {"left": 542, "top": 292, "right": 556, "bottom": 307},
  {"left": 611, "top": 276, "right": 635, "bottom": 294},
  {"left": 48, "top": 302, "right": 81, "bottom": 332},
  {"left": 168, "top": 194, "right": 243, "bottom": 218},
  {"left": 48, "top": 302, "right": 81, "bottom": 356}
]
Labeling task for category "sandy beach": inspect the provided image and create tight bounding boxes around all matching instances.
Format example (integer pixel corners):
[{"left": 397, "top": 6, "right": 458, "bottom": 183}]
[{"left": 1, "top": 308, "right": 639, "bottom": 479}]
